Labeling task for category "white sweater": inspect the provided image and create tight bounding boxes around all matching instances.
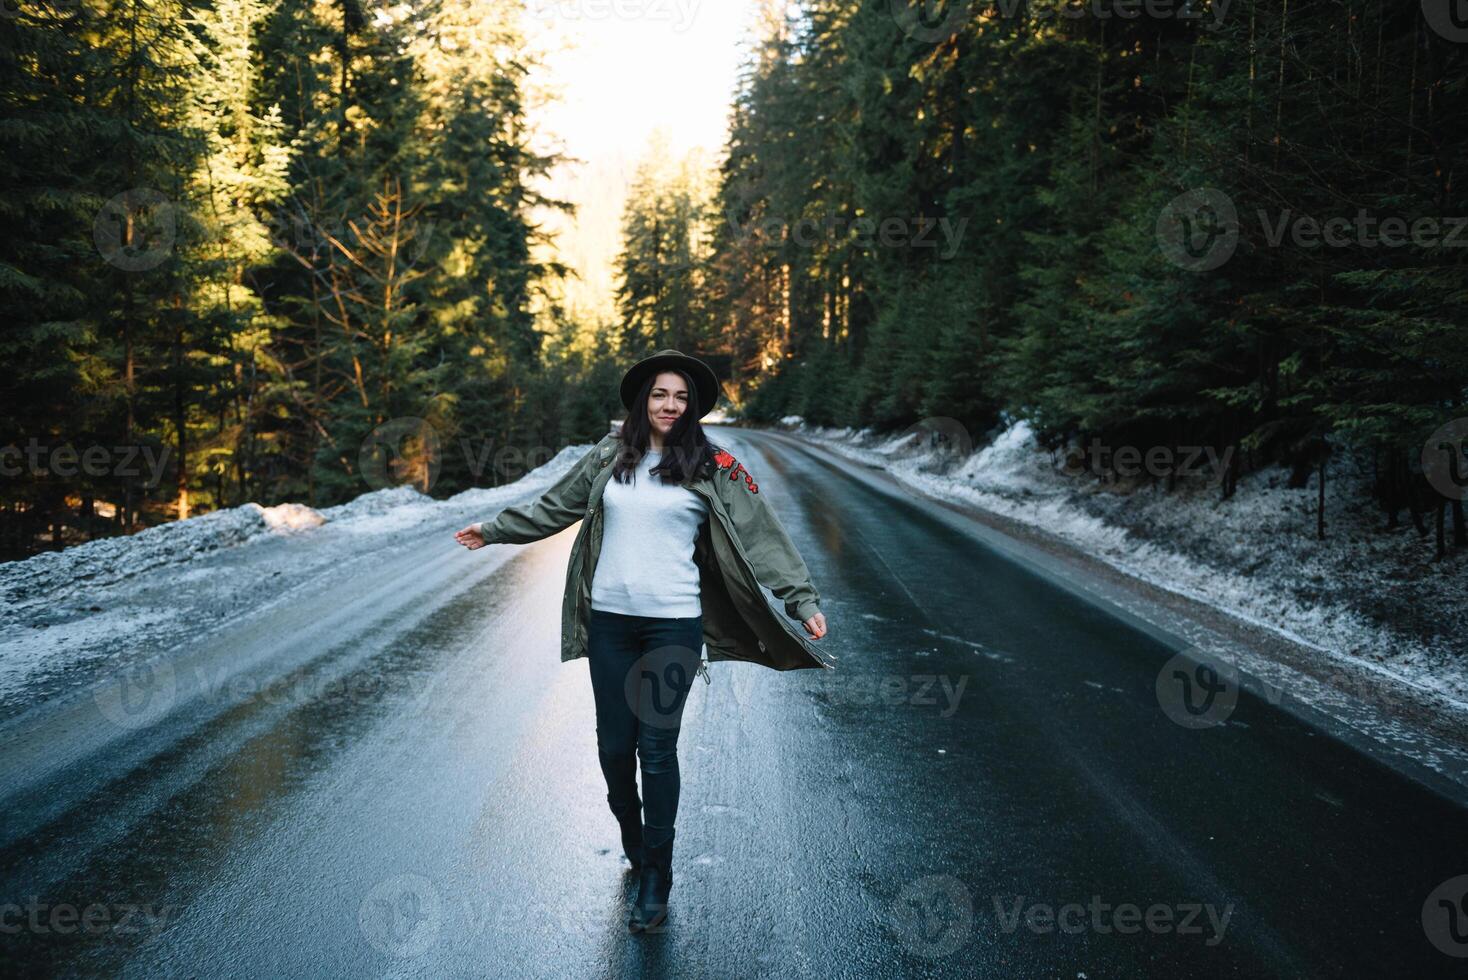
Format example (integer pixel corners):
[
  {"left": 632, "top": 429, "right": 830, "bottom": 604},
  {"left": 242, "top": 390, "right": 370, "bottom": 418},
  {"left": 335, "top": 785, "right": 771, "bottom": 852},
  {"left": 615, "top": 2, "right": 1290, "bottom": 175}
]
[{"left": 590, "top": 448, "right": 710, "bottom": 617}]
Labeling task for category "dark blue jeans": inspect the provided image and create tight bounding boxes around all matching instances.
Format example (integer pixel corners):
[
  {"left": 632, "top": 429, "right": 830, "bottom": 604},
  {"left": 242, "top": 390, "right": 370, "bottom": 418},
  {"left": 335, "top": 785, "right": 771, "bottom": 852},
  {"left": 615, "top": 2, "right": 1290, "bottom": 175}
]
[{"left": 587, "top": 607, "right": 703, "bottom": 848}]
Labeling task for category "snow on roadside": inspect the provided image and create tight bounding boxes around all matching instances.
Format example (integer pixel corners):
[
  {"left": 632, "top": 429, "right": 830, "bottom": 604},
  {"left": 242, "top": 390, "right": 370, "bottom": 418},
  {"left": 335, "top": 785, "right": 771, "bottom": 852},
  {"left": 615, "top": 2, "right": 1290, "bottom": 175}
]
[
  {"left": 778, "top": 417, "right": 1468, "bottom": 707},
  {"left": 0, "top": 444, "right": 593, "bottom": 621},
  {"left": 0, "top": 442, "right": 595, "bottom": 715},
  {"left": 0, "top": 502, "right": 325, "bottom": 627}
]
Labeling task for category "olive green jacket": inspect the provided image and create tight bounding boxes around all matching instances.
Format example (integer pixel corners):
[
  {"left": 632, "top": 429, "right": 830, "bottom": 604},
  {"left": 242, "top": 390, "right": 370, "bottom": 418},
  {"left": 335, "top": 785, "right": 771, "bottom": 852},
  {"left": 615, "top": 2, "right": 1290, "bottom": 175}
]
[{"left": 478, "top": 433, "right": 835, "bottom": 672}]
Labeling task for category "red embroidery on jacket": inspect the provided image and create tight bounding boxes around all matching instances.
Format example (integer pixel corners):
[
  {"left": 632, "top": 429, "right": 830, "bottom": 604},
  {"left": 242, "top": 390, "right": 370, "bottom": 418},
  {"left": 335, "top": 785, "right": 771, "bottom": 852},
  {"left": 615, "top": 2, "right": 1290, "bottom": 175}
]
[{"left": 712, "top": 449, "right": 759, "bottom": 493}]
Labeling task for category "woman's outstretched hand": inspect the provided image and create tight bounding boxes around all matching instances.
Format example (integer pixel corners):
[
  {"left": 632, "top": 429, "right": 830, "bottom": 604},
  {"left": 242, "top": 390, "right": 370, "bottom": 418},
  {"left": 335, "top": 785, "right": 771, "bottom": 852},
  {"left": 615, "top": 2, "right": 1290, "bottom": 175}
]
[
  {"left": 454, "top": 523, "right": 487, "bottom": 550},
  {"left": 802, "top": 611, "right": 827, "bottom": 640}
]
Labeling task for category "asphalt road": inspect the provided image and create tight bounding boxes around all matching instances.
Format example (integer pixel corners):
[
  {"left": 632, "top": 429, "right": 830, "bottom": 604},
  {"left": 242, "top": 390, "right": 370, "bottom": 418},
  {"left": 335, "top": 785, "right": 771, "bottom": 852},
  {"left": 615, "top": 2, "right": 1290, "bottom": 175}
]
[{"left": 1, "top": 426, "right": 1465, "bottom": 978}]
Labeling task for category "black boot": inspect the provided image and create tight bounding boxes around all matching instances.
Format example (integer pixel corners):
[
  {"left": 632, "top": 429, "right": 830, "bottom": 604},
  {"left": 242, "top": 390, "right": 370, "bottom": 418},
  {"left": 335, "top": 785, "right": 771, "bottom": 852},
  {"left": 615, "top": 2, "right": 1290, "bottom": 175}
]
[
  {"left": 629, "top": 826, "right": 674, "bottom": 933},
  {"left": 608, "top": 795, "right": 644, "bottom": 872}
]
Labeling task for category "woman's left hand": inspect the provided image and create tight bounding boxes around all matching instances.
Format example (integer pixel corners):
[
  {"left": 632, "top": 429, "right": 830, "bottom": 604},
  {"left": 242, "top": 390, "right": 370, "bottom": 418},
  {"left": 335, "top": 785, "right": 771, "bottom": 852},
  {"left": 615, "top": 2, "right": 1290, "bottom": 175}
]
[{"left": 802, "top": 612, "right": 827, "bottom": 640}]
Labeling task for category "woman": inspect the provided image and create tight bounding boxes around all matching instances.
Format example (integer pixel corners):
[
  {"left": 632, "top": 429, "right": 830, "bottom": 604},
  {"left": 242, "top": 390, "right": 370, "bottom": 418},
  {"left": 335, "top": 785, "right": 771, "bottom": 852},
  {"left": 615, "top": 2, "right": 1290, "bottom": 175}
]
[{"left": 453, "top": 348, "right": 832, "bottom": 934}]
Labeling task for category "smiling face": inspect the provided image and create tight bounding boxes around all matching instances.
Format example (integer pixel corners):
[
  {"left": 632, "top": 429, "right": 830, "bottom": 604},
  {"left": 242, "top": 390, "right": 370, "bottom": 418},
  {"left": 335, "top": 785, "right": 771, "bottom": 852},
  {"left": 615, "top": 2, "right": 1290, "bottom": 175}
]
[{"left": 646, "top": 370, "right": 691, "bottom": 442}]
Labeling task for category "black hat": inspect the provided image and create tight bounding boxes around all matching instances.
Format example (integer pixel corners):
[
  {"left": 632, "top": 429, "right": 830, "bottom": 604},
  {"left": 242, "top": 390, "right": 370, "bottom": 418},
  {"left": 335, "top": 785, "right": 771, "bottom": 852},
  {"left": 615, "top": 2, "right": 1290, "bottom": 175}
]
[{"left": 620, "top": 349, "right": 723, "bottom": 419}]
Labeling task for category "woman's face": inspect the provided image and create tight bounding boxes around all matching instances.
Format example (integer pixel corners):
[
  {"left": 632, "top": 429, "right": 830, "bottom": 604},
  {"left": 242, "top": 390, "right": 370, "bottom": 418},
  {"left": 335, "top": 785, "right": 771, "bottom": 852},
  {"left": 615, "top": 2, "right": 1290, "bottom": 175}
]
[{"left": 647, "top": 370, "right": 691, "bottom": 439}]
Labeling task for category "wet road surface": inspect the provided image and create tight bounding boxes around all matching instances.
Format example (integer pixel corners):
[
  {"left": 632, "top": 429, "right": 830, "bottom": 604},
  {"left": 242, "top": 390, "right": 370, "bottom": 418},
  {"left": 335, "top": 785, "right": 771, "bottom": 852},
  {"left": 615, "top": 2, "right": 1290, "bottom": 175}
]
[{"left": 1, "top": 426, "right": 1465, "bottom": 977}]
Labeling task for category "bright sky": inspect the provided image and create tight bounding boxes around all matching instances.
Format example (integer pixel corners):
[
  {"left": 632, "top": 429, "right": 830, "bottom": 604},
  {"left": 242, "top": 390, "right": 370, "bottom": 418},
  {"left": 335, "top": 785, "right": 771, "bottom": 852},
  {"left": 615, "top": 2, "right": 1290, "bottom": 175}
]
[
  {"left": 525, "top": 0, "right": 761, "bottom": 160},
  {"left": 521, "top": 0, "right": 764, "bottom": 326}
]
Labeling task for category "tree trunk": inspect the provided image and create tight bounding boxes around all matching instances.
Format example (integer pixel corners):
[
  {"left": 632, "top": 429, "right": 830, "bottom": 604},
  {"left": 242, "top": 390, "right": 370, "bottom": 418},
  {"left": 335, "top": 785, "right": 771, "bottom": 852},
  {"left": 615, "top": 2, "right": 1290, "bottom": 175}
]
[
  {"left": 1272, "top": 0, "right": 1290, "bottom": 171},
  {"left": 174, "top": 317, "right": 189, "bottom": 521}
]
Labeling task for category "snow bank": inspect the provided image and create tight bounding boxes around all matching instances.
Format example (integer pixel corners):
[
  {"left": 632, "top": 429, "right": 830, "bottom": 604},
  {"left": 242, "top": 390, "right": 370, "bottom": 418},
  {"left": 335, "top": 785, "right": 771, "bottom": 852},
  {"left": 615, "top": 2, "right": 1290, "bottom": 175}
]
[
  {"left": 0, "top": 442, "right": 599, "bottom": 717},
  {"left": 0, "top": 442, "right": 595, "bottom": 626},
  {"left": 0, "top": 502, "right": 327, "bottom": 625},
  {"left": 790, "top": 419, "right": 1468, "bottom": 706},
  {"left": 316, "top": 486, "right": 437, "bottom": 536}
]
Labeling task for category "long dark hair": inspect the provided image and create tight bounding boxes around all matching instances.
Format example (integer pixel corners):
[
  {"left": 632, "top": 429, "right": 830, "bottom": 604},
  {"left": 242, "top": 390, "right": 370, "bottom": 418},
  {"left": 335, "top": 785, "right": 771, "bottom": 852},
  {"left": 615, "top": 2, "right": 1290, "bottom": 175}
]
[{"left": 612, "top": 366, "right": 719, "bottom": 487}]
